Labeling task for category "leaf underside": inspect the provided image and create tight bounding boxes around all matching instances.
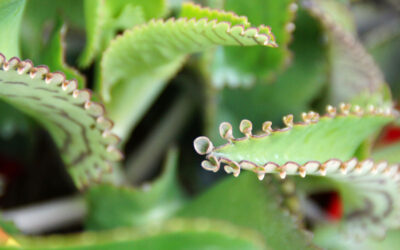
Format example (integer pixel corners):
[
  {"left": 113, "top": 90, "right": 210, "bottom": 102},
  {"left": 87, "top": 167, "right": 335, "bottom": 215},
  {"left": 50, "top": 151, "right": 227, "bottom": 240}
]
[
  {"left": 194, "top": 103, "right": 400, "bottom": 237},
  {"left": 0, "top": 54, "right": 122, "bottom": 189},
  {"left": 100, "top": 2, "right": 277, "bottom": 138}
]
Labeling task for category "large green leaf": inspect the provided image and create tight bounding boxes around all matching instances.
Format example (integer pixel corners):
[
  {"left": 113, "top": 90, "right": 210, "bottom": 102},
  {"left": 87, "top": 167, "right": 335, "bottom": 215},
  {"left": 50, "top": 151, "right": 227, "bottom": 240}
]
[
  {"left": 79, "top": 0, "right": 166, "bottom": 67},
  {"left": 85, "top": 148, "right": 185, "bottom": 230},
  {"left": 7, "top": 219, "right": 265, "bottom": 250},
  {"left": 101, "top": 3, "right": 278, "bottom": 138},
  {"left": 0, "top": 0, "right": 25, "bottom": 58},
  {"left": 210, "top": 0, "right": 297, "bottom": 87},
  {"left": 178, "top": 173, "right": 315, "bottom": 250},
  {"left": 194, "top": 104, "right": 400, "bottom": 237},
  {"left": 0, "top": 54, "right": 122, "bottom": 189}
]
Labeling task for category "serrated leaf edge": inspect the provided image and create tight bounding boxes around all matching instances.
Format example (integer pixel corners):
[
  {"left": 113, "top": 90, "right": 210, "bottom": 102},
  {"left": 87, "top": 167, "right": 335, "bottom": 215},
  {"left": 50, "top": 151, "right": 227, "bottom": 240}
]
[{"left": 194, "top": 103, "right": 399, "bottom": 180}]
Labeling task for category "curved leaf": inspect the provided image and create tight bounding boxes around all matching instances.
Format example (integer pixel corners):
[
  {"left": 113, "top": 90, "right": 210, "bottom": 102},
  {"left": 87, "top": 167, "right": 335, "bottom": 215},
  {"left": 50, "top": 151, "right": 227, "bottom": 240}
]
[
  {"left": 0, "top": 54, "right": 122, "bottom": 189},
  {"left": 194, "top": 103, "right": 400, "bottom": 237},
  {"left": 101, "top": 2, "right": 277, "bottom": 138}
]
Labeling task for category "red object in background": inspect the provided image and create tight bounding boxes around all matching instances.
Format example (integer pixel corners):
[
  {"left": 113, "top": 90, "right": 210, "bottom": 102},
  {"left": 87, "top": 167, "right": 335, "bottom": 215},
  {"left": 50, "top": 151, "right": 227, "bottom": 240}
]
[
  {"left": 326, "top": 192, "right": 342, "bottom": 221},
  {"left": 379, "top": 125, "right": 400, "bottom": 145}
]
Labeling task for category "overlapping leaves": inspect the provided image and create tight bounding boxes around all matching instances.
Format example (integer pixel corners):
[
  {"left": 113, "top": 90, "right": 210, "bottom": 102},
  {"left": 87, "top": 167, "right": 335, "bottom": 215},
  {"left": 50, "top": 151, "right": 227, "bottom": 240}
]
[{"left": 100, "top": 3, "right": 277, "bottom": 138}]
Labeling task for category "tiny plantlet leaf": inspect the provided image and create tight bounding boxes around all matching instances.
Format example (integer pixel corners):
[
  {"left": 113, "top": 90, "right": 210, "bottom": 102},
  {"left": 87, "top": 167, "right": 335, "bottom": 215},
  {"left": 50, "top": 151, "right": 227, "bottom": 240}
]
[
  {"left": 0, "top": 54, "right": 122, "bottom": 189},
  {"left": 194, "top": 103, "right": 400, "bottom": 237},
  {"left": 101, "top": 2, "right": 278, "bottom": 138}
]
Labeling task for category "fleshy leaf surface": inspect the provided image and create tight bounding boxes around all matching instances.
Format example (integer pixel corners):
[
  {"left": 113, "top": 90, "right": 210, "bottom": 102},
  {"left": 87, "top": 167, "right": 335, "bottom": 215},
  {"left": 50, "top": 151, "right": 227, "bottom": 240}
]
[
  {"left": 7, "top": 219, "right": 265, "bottom": 250},
  {"left": 194, "top": 104, "right": 400, "bottom": 237},
  {"left": 0, "top": 54, "right": 122, "bottom": 189},
  {"left": 100, "top": 2, "right": 277, "bottom": 138},
  {"left": 85, "top": 148, "right": 185, "bottom": 230}
]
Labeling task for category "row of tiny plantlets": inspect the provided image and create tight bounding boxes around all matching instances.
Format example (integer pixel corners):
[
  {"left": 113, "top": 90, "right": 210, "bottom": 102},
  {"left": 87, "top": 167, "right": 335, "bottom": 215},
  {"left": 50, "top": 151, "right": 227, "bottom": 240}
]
[{"left": 194, "top": 103, "right": 399, "bottom": 181}]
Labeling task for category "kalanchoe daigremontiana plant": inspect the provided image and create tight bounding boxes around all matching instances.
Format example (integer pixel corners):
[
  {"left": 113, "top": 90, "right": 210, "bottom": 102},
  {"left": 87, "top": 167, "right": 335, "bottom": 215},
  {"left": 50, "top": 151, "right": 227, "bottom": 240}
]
[{"left": 0, "top": 0, "right": 400, "bottom": 249}]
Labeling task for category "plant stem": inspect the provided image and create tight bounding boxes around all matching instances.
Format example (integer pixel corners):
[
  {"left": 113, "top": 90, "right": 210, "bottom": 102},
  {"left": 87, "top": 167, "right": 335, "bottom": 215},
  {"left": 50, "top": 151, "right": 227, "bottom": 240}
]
[
  {"left": 2, "top": 196, "right": 86, "bottom": 235},
  {"left": 125, "top": 92, "right": 193, "bottom": 184}
]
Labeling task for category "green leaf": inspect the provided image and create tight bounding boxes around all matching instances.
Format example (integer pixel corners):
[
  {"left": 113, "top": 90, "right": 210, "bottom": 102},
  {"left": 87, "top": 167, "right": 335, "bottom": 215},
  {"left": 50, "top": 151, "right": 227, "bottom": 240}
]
[
  {"left": 210, "top": 0, "right": 297, "bottom": 87},
  {"left": 303, "top": 0, "right": 389, "bottom": 106},
  {"left": 197, "top": 106, "right": 393, "bottom": 170},
  {"left": 85, "top": 148, "right": 185, "bottom": 230},
  {"left": 178, "top": 173, "right": 315, "bottom": 250},
  {"left": 194, "top": 104, "right": 400, "bottom": 237},
  {"left": 79, "top": 0, "right": 166, "bottom": 67},
  {"left": 0, "top": 54, "right": 122, "bottom": 189},
  {"left": 0, "top": 0, "right": 26, "bottom": 58},
  {"left": 39, "top": 19, "right": 86, "bottom": 88},
  {"left": 207, "top": 9, "right": 328, "bottom": 145},
  {"left": 8, "top": 219, "right": 265, "bottom": 250},
  {"left": 101, "top": 2, "right": 277, "bottom": 138}
]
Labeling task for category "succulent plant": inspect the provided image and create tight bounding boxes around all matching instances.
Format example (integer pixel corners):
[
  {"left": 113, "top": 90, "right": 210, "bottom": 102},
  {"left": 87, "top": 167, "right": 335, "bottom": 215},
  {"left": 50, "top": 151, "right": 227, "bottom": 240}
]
[{"left": 0, "top": 0, "right": 400, "bottom": 249}]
